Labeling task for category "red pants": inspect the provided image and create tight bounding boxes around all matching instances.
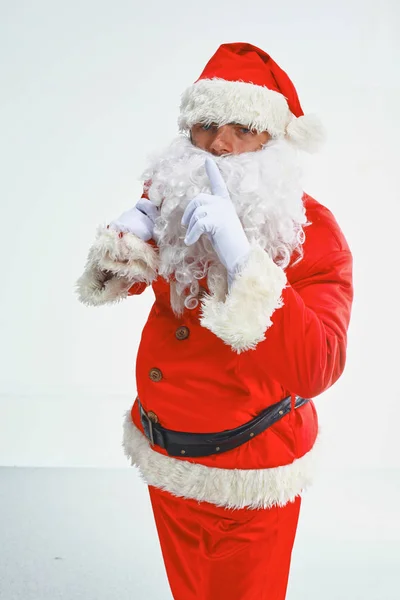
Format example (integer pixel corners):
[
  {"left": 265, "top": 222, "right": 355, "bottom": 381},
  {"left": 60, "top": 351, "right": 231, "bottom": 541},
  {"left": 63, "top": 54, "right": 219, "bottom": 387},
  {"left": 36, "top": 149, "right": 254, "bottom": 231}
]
[{"left": 148, "top": 486, "right": 301, "bottom": 600}]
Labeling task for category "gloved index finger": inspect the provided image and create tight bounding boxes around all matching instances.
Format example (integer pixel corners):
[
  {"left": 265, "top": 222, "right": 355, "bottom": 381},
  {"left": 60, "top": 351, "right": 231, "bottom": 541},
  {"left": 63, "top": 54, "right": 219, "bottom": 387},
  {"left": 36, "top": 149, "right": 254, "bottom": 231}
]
[{"left": 205, "top": 157, "right": 229, "bottom": 199}]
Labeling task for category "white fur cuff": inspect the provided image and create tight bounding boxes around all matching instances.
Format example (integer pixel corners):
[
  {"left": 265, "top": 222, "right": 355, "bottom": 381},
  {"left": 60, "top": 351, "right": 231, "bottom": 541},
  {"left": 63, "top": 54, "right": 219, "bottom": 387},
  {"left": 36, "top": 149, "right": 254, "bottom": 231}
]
[
  {"left": 122, "top": 415, "right": 320, "bottom": 510},
  {"left": 200, "top": 245, "right": 286, "bottom": 353},
  {"left": 76, "top": 226, "right": 159, "bottom": 306}
]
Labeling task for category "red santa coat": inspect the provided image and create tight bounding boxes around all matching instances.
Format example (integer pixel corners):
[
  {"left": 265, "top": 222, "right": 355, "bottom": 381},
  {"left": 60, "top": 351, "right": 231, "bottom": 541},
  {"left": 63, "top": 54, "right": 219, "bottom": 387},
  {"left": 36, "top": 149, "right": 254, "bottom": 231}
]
[{"left": 77, "top": 192, "right": 353, "bottom": 510}]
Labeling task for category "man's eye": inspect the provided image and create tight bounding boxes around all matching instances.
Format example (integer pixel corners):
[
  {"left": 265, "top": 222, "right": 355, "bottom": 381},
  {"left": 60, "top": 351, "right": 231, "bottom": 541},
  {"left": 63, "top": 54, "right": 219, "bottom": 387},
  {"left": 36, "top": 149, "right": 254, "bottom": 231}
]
[
  {"left": 240, "top": 127, "right": 252, "bottom": 134},
  {"left": 202, "top": 123, "right": 217, "bottom": 131}
]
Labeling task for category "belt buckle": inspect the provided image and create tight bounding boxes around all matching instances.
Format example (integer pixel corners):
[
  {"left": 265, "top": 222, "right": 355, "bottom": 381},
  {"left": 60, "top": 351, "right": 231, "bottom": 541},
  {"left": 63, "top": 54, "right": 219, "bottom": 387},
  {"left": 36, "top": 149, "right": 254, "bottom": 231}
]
[{"left": 143, "top": 409, "right": 159, "bottom": 447}]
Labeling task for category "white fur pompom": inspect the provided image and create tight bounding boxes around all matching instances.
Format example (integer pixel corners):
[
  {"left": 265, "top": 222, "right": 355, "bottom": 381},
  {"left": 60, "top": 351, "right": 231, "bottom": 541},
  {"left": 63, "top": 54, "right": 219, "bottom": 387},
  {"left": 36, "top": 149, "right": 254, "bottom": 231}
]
[{"left": 286, "top": 114, "right": 326, "bottom": 153}]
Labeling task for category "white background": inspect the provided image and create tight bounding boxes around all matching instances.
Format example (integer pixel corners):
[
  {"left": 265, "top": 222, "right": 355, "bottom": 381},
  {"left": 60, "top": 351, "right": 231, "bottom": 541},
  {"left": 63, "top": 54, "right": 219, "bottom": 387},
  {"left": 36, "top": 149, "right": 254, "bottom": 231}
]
[
  {"left": 0, "top": 1, "right": 398, "bottom": 469},
  {"left": 1, "top": 2, "right": 399, "bottom": 599}
]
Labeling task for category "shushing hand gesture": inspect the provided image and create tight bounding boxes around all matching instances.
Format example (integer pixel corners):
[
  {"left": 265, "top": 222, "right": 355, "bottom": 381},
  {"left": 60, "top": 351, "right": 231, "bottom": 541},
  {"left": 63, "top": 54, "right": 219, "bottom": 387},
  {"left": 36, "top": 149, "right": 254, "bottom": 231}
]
[{"left": 182, "top": 157, "right": 251, "bottom": 285}]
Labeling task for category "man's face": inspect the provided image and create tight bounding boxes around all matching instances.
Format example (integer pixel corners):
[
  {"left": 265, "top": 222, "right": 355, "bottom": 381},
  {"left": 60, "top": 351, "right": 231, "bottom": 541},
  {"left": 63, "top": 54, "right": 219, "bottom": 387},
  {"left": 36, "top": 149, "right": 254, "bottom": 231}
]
[{"left": 190, "top": 123, "right": 271, "bottom": 156}]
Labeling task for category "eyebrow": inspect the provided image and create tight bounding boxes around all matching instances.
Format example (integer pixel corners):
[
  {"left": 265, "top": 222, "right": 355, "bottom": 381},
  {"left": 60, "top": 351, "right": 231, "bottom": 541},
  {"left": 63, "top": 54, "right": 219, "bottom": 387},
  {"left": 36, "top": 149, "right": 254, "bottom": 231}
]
[{"left": 199, "top": 122, "right": 252, "bottom": 129}]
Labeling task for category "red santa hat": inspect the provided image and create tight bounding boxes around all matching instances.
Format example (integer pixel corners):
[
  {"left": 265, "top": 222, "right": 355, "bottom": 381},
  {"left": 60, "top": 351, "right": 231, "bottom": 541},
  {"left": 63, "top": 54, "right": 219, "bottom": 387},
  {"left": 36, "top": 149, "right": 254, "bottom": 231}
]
[{"left": 178, "top": 42, "right": 325, "bottom": 152}]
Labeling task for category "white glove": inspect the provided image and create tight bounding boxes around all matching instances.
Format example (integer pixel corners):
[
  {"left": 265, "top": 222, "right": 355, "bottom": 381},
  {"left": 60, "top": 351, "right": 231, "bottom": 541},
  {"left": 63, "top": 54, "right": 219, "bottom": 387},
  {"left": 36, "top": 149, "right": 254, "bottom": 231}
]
[
  {"left": 182, "top": 157, "right": 250, "bottom": 286},
  {"left": 109, "top": 198, "right": 159, "bottom": 242}
]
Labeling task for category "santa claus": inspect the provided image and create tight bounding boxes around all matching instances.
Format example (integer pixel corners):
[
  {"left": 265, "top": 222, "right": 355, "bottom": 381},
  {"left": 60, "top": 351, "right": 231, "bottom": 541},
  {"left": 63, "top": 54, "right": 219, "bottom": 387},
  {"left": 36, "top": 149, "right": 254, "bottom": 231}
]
[{"left": 77, "top": 42, "right": 353, "bottom": 600}]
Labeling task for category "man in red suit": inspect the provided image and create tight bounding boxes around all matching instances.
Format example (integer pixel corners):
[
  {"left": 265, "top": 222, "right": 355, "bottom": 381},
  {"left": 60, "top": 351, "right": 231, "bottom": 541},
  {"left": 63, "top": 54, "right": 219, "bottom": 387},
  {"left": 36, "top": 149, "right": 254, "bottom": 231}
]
[{"left": 77, "top": 43, "right": 353, "bottom": 600}]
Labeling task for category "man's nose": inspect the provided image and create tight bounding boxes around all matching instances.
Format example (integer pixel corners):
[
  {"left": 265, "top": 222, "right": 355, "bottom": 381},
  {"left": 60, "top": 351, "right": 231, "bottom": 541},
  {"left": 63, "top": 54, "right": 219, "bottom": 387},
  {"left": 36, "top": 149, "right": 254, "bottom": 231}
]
[{"left": 209, "top": 126, "right": 233, "bottom": 156}]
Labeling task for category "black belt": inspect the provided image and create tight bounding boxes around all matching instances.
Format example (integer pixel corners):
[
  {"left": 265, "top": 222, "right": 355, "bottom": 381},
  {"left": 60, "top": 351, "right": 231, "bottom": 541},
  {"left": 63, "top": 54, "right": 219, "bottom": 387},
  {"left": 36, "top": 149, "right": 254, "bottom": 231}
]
[{"left": 138, "top": 395, "right": 310, "bottom": 458}]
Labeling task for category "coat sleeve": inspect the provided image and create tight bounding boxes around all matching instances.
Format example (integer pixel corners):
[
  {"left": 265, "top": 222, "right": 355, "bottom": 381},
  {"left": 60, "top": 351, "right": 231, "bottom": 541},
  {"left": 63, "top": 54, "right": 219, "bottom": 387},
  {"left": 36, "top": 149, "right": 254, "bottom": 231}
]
[
  {"left": 75, "top": 229, "right": 159, "bottom": 306},
  {"left": 252, "top": 248, "right": 353, "bottom": 397},
  {"left": 200, "top": 210, "right": 353, "bottom": 398},
  {"left": 76, "top": 183, "right": 160, "bottom": 306},
  {"left": 127, "top": 281, "right": 149, "bottom": 296}
]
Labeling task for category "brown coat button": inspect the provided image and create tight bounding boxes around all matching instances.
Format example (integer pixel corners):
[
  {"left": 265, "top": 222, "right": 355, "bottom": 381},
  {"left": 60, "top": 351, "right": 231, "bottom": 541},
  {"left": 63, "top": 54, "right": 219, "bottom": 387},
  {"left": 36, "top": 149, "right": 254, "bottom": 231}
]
[
  {"left": 149, "top": 368, "right": 163, "bottom": 382},
  {"left": 175, "top": 326, "right": 190, "bottom": 341}
]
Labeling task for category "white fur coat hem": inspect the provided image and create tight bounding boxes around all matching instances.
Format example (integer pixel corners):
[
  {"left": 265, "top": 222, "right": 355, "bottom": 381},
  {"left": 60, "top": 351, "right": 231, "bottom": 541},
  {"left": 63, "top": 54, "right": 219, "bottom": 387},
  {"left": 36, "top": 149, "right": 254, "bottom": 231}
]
[{"left": 122, "top": 415, "right": 321, "bottom": 510}]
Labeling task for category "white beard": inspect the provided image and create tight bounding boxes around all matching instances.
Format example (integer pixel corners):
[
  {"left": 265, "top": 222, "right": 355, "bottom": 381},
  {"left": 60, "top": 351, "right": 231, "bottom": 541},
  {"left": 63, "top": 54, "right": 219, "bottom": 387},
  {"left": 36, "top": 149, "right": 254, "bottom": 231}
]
[{"left": 142, "top": 135, "right": 307, "bottom": 315}]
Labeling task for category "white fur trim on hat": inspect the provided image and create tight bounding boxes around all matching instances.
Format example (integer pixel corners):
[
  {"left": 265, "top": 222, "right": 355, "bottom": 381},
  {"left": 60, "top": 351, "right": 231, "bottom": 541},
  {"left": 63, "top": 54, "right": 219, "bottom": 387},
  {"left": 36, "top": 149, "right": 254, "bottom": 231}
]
[
  {"left": 199, "top": 245, "right": 286, "bottom": 353},
  {"left": 179, "top": 78, "right": 290, "bottom": 137},
  {"left": 122, "top": 414, "right": 321, "bottom": 510},
  {"left": 179, "top": 78, "right": 324, "bottom": 152},
  {"left": 76, "top": 226, "right": 159, "bottom": 306}
]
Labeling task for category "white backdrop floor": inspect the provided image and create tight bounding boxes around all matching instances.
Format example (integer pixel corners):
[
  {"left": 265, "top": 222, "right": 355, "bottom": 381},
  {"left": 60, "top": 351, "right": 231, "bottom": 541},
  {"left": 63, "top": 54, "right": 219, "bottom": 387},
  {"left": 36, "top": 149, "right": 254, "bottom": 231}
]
[{"left": 0, "top": 467, "right": 398, "bottom": 600}]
